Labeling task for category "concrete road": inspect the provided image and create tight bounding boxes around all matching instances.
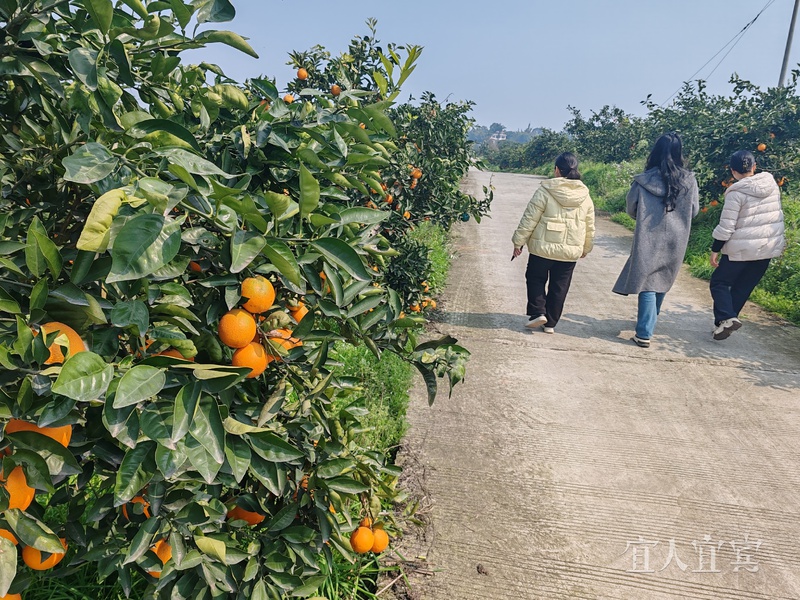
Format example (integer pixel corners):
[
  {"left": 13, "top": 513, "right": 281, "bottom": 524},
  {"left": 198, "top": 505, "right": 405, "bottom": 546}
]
[{"left": 401, "top": 169, "right": 800, "bottom": 600}]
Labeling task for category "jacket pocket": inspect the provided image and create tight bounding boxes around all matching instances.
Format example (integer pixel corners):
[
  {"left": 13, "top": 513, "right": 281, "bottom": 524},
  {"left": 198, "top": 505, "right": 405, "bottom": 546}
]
[
  {"left": 567, "top": 221, "right": 584, "bottom": 246},
  {"left": 544, "top": 221, "right": 566, "bottom": 243}
]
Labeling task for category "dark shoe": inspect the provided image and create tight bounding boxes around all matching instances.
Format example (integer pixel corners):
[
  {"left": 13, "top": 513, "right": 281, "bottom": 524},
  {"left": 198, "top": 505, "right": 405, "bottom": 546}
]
[
  {"left": 525, "top": 315, "right": 547, "bottom": 329},
  {"left": 713, "top": 318, "right": 742, "bottom": 340},
  {"left": 631, "top": 335, "right": 650, "bottom": 348}
]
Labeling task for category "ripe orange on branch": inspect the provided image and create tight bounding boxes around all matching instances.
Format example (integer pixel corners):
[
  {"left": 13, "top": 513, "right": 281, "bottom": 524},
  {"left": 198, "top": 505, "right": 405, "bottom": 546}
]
[
  {"left": 241, "top": 276, "right": 275, "bottom": 314},
  {"left": 231, "top": 342, "right": 271, "bottom": 378},
  {"left": 227, "top": 504, "right": 265, "bottom": 525},
  {"left": 757, "top": 143, "right": 767, "bottom": 152},
  {"left": 147, "top": 538, "right": 172, "bottom": 578},
  {"left": 5, "top": 418, "right": 72, "bottom": 448},
  {"left": 371, "top": 527, "right": 389, "bottom": 553},
  {"left": 22, "top": 537, "right": 67, "bottom": 570},
  {"left": 331, "top": 84, "right": 341, "bottom": 96},
  {"left": 218, "top": 309, "right": 257, "bottom": 349},
  {"left": 297, "top": 67, "right": 308, "bottom": 80},
  {"left": 38, "top": 322, "right": 86, "bottom": 365},
  {"left": 1, "top": 465, "right": 35, "bottom": 511},
  {"left": 349, "top": 526, "right": 374, "bottom": 554}
]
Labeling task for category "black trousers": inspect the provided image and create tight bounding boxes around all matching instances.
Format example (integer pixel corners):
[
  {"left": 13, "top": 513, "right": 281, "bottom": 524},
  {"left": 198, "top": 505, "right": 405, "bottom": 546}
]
[
  {"left": 709, "top": 255, "right": 771, "bottom": 325},
  {"left": 525, "top": 254, "right": 577, "bottom": 327}
]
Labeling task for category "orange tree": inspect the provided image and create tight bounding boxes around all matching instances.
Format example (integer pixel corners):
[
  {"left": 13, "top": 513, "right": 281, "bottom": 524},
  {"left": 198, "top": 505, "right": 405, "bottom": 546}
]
[
  {"left": 287, "top": 23, "right": 492, "bottom": 309},
  {"left": 0, "top": 2, "right": 470, "bottom": 598}
]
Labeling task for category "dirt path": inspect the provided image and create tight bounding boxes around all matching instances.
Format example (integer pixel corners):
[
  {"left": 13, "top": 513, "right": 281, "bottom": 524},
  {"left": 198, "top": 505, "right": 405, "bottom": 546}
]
[{"left": 400, "top": 169, "right": 800, "bottom": 599}]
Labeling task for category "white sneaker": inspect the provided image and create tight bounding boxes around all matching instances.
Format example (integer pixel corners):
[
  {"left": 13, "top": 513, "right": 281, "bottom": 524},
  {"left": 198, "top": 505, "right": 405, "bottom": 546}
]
[
  {"left": 543, "top": 327, "right": 555, "bottom": 334},
  {"left": 713, "top": 318, "right": 742, "bottom": 340},
  {"left": 525, "top": 315, "right": 547, "bottom": 329}
]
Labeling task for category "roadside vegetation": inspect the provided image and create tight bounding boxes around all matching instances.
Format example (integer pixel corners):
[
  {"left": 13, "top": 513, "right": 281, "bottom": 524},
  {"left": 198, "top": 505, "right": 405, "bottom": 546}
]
[{"left": 0, "top": 3, "right": 482, "bottom": 600}]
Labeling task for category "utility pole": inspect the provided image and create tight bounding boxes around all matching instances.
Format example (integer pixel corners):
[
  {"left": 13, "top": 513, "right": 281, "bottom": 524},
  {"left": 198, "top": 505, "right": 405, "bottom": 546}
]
[{"left": 779, "top": 0, "right": 800, "bottom": 86}]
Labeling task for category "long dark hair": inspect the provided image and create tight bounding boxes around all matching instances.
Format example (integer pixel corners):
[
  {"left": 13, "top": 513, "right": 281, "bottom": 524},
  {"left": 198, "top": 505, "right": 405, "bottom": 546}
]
[
  {"left": 645, "top": 132, "right": 687, "bottom": 212},
  {"left": 555, "top": 152, "right": 581, "bottom": 180}
]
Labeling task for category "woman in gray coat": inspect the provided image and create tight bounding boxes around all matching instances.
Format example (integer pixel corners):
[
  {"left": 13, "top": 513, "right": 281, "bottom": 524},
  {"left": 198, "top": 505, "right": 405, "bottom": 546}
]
[{"left": 613, "top": 133, "right": 699, "bottom": 347}]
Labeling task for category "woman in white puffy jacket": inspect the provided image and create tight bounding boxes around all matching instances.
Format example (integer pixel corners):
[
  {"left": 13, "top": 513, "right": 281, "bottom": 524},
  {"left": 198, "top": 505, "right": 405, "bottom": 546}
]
[{"left": 709, "top": 150, "right": 786, "bottom": 340}]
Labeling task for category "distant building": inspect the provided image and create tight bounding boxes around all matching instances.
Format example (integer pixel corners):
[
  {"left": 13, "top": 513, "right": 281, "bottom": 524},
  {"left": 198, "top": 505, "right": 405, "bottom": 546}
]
[{"left": 488, "top": 130, "right": 507, "bottom": 142}]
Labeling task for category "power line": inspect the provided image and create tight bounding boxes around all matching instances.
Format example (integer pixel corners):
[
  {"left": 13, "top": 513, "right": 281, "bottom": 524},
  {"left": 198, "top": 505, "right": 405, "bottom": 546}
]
[{"left": 660, "top": 0, "right": 776, "bottom": 106}]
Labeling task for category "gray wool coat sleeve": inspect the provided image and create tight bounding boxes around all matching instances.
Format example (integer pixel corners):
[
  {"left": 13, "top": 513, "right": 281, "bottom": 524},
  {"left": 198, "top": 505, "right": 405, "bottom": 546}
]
[{"left": 612, "top": 172, "right": 699, "bottom": 295}]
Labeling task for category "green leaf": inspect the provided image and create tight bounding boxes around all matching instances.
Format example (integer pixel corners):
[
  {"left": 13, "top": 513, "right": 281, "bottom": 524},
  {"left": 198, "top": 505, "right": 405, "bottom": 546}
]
[
  {"left": 262, "top": 239, "right": 301, "bottom": 287},
  {"left": 6, "top": 431, "right": 81, "bottom": 477},
  {"left": 224, "top": 436, "right": 251, "bottom": 483},
  {"left": 129, "top": 119, "right": 201, "bottom": 153},
  {"left": 315, "top": 458, "right": 355, "bottom": 479},
  {"left": 299, "top": 164, "right": 320, "bottom": 219},
  {"left": 114, "top": 366, "right": 166, "bottom": 408},
  {"left": 189, "top": 396, "right": 225, "bottom": 464},
  {"left": 52, "top": 351, "right": 114, "bottom": 402},
  {"left": 108, "top": 214, "right": 183, "bottom": 282},
  {"left": 63, "top": 142, "right": 117, "bottom": 184},
  {"left": 194, "top": 30, "right": 258, "bottom": 58},
  {"left": 26, "top": 216, "right": 62, "bottom": 279},
  {"left": 249, "top": 432, "right": 304, "bottom": 462},
  {"left": 172, "top": 381, "right": 201, "bottom": 444},
  {"left": 195, "top": 535, "right": 226, "bottom": 563},
  {"left": 0, "top": 287, "right": 21, "bottom": 314},
  {"left": 114, "top": 442, "right": 156, "bottom": 505},
  {"left": 110, "top": 300, "right": 149, "bottom": 336},
  {"left": 68, "top": 47, "right": 99, "bottom": 90},
  {"left": 154, "top": 148, "right": 228, "bottom": 176},
  {"left": 76, "top": 188, "right": 125, "bottom": 252},
  {"left": 229, "top": 230, "right": 266, "bottom": 274},
  {"left": 119, "top": 0, "right": 148, "bottom": 18},
  {"left": 3, "top": 509, "right": 64, "bottom": 553},
  {"left": 325, "top": 476, "right": 369, "bottom": 494},
  {"left": 83, "top": 0, "right": 113, "bottom": 34},
  {"left": 263, "top": 191, "right": 291, "bottom": 219},
  {"left": 194, "top": 0, "right": 235, "bottom": 23},
  {"left": 311, "top": 238, "right": 371, "bottom": 281},
  {"left": 266, "top": 503, "right": 297, "bottom": 533},
  {"left": 338, "top": 207, "right": 389, "bottom": 225},
  {"left": 0, "top": 537, "right": 15, "bottom": 597},
  {"left": 169, "top": 0, "right": 194, "bottom": 28}
]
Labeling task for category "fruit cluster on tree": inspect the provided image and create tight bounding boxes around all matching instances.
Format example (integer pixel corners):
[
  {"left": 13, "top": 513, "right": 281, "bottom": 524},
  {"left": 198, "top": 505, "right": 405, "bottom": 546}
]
[{"left": 0, "top": 2, "right": 487, "bottom": 599}]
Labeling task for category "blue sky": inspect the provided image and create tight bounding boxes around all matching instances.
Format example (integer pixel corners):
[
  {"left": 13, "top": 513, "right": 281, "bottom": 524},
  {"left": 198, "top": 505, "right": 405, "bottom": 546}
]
[{"left": 193, "top": 0, "right": 798, "bottom": 131}]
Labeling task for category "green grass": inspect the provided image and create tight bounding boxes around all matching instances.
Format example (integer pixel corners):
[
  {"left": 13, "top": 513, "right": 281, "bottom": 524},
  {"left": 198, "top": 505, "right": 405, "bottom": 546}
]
[{"left": 407, "top": 221, "right": 451, "bottom": 294}]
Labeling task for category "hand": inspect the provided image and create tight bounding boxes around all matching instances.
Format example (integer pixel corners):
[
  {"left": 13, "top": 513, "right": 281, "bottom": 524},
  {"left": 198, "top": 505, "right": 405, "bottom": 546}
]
[
  {"left": 710, "top": 252, "right": 720, "bottom": 268},
  {"left": 580, "top": 252, "right": 587, "bottom": 259},
  {"left": 512, "top": 247, "right": 522, "bottom": 259}
]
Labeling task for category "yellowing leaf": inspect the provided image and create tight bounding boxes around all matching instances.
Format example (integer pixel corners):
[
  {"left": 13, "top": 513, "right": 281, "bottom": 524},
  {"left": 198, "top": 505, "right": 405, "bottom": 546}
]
[{"left": 77, "top": 189, "right": 126, "bottom": 252}]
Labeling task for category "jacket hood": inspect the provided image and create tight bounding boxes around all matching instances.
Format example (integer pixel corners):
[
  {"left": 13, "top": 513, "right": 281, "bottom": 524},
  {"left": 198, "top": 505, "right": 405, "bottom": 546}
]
[
  {"left": 726, "top": 171, "right": 779, "bottom": 199},
  {"left": 540, "top": 177, "right": 590, "bottom": 207},
  {"left": 634, "top": 167, "right": 694, "bottom": 197}
]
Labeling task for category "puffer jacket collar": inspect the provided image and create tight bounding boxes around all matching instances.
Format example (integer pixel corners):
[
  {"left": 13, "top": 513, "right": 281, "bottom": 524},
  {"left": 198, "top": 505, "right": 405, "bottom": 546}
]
[
  {"left": 539, "top": 177, "right": 590, "bottom": 208},
  {"left": 725, "top": 171, "right": 777, "bottom": 199},
  {"left": 633, "top": 167, "right": 694, "bottom": 197}
]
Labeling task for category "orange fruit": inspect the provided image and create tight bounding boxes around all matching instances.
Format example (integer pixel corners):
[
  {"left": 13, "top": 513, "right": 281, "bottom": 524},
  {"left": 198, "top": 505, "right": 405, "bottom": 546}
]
[
  {"left": 156, "top": 348, "right": 194, "bottom": 361},
  {"left": 227, "top": 505, "right": 265, "bottom": 526},
  {"left": 269, "top": 328, "right": 302, "bottom": 350},
  {"left": 0, "top": 593, "right": 21, "bottom": 600},
  {"left": 359, "top": 517, "right": 373, "bottom": 528},
  {"left": 757, "top": 143, "right": 767, "bottom": 152},
  {"left": 0, "top": 528, "right": 18, "bottom": 545},
  {"left": 371, "top": 528, "right": 389, "bottom": 553},
  {"left": 297, "top": 67, "right": 308, "bottom": 80},
  {"left": 701, "top": 207, "right": 709, "bottom": 213},
  {"left": 403, "top": 211, "right": 410, "bottom": 219},
  {"left": 218, "top": 309, "right": 257, "bottom": 349},
  {"left": 331, "top": 84, "right": 341, "bottom": 96},
  {"left": 411, "top": 168, "right": 422, "bottom": 179},
  {"left": 188, "top": 261, "right": 203, "bottom": 273},
  {"left": 710, "top": 200, "right": 719, "bottom": 207},
  {"left": 38, "top": 322, "right": 86, "bottom": 365},
  {"left": 5, "top": 419, "right": 72, "bottom": 448},
  {"left": 359, "top": 123, "right": 366, "bottom": 129},
  {"left": 147, "top": 538, "right": 172, "bottom": 578},
  {"left": 231, "top": 342, "right": 270, "bottom": 378},
  {"left": 241, "top": 276, "right": 275, "bottom": 314},
  {"left": 778, "top": 177, "right": 786, "bottom": 186},
  {"left": 385, "top": 195, "right": 393, "bottom": 204},
  {"left": 349, "top": 527, "right": 374, "bottom": 554},
  {"left": 409, "top": 303, "right": 421, "bottom": 313},
  {"left": 121, "top": 496, "right": 151, "bottom": 521},
  {"left": 283, "top": 94, "right": 294, "bottom": 104},
  {"left": 429, "top": 300, "right": 437, "bottom": 309},
  {"left": 289, "top": 302, "right": 309, "bottom": 322},
  {"left": 22, "top": 537, "right": 67, "bottom": 570},
  {"left": 1, "top": 466, "right": 35, "bottom": 511}
]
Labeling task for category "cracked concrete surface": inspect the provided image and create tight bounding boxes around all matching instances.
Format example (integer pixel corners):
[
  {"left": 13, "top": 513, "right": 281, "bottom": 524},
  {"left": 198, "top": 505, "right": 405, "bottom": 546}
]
[{"left": 401, "top": 169, "right": 800, "bottom": 600}]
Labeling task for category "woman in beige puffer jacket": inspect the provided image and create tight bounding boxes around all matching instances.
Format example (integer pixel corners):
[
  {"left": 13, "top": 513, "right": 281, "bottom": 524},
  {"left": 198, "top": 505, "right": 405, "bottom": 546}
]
[
  {"left": 709, "top": 150, "right": 786, "bottom": 340},
  {"left": 512, "top": 152, "right": 595, "bottom": 333}
]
